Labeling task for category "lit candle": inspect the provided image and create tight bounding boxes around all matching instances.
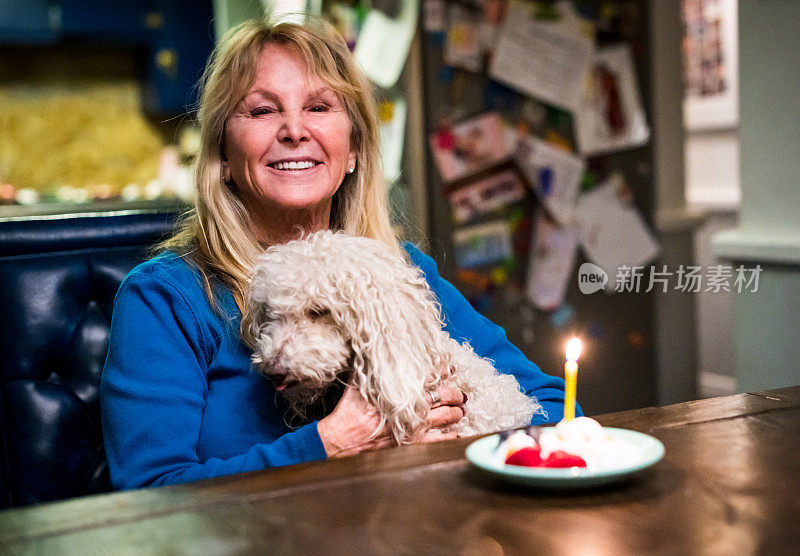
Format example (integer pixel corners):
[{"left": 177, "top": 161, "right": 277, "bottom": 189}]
[{"left": 563, "top": 337, "right": 583, "bottom": 421}]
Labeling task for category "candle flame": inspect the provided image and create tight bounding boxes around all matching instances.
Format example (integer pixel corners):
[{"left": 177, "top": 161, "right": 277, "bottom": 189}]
[{"left": 565, "top": 337, "right": 583, "bottom": 362}]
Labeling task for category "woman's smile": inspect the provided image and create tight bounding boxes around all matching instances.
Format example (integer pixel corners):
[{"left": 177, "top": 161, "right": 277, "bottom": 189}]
[{"left": 267, "top": 159, "right": 321, "bottom": 171}]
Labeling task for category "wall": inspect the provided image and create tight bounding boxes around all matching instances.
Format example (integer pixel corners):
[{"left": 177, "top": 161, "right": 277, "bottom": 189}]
[
  {"left": 650, "top": 0, "right": 700, "bottom": 405},
  {"left": 694, "top": 212, "right": 737, "bottom": 396},
  {"left": 712, "top": 0, "right": 800, "bottom": 392}
]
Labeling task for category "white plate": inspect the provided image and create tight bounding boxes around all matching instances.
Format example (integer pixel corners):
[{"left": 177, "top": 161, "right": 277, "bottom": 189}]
[{"left": 466, "top": 428, "right": 665, "bottom": 489}]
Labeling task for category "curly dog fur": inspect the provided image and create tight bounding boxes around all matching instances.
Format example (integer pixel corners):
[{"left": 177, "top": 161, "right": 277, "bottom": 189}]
[{"left": 244, "top": 230, "right": 541, "bottom": 443}]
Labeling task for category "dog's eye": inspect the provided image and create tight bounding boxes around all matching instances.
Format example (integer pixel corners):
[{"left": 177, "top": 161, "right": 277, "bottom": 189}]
[{"left": 308, "top": 308, "right": 331, "bottom": 319}]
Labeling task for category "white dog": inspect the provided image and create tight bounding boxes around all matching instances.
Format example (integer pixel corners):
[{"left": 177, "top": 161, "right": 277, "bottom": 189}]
[{"left": 244, "top": 230, "right": 540, "bottom": 444}]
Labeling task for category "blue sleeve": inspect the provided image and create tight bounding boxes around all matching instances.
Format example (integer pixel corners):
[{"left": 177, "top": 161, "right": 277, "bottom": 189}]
[
  {"left": 405, "top": 243, "right": 582, "bottom": 424},
  {"left": 101, "top": 269, "right": 326, "bottom": 490}
]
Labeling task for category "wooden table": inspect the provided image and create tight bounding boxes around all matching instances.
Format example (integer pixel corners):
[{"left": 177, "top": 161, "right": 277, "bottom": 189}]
[{"left": 2, "top": 387, "right": 799, "bottom": 554}]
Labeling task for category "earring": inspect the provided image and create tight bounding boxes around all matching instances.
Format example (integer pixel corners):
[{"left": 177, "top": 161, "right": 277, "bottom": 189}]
[
  {"left": 347, "top": 166, "right": 355, "bottom": 174},
  {"left": 221, "top": 164, "right": 231, "bottom": 184}
]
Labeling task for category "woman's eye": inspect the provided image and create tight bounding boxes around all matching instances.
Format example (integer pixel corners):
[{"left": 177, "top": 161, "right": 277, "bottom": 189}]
[
  {"left": 309, "top": 104, "right": 329, "bottom": 112},
  {"left": 250, "top": 107, "right": 275, "bottom": 116}
]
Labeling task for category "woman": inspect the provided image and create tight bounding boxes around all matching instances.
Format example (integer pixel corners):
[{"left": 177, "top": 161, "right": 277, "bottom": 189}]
[{"left": 101, "top": 19, "right": 575, "bottom": 490}]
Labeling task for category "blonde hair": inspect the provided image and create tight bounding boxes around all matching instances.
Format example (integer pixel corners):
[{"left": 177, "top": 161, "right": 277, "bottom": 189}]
[{"left": 160, "top": 18, "right": 399, "bottom": 320}]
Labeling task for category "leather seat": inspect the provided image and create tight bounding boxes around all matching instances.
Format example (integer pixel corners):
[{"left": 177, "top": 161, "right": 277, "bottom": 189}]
[{"left": 0, "top": 211, "right": 176, "bottom": 508}]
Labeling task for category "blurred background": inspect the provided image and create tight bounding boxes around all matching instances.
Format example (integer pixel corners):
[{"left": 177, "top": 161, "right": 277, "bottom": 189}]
[{"left": 1, "top": 0, "right": 797, "bottom": 415}]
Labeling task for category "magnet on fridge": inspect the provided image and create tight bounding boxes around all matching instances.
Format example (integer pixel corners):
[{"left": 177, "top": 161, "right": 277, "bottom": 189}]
[
  {"left": 550, "top": 304, "right": 574, "bottom": 329},
  {"left": 482, "top": 80, "right": 519, "bottom": 114},
  {"left": 627, "top": 330, "right": 646, "bottom": 349},
  {"left": 448, "top": 69, "right": 467, "bottom": 102},
  {"left": 469, "top": 294, "right": 492, "bottom": 313},
  {"left": 457, "top": 268, "right": 491, "bottom": 291},
  {"left": 539, "top": 167, "right": 554, "bottom": 196},
  {"left": 491, "top": 266, "right": 508, "bottom": 286},
  {"left": 543, "top": 130, "right": 572, "bottom": 153},
  {"left": 438, "top": 66, "right": 454, "bottom": 84},
  {"left": 430, "top": 31, "right": 446, "bottom": 46},
  {"left": 580, "top": 170, "right": 596, "bottom": 192},
  {"left": 508, "top": 206, "right": 525, "bottom": 227},
  {"left": 587, "top": 321, "right": 605, "bottom": 339}
]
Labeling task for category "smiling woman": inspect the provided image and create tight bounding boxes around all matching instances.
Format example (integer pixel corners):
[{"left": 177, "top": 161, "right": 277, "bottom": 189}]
[
  {"left": 222, "top": 44, "right": 356, "bottom": 244},
  {"left": 100, "top": 18, "right": 570, "bottom": 491}
]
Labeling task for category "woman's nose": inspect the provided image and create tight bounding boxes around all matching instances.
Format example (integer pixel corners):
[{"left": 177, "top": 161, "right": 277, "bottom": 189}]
[{"left": 277, "top": 112, "right": 309, "bottom": 143}]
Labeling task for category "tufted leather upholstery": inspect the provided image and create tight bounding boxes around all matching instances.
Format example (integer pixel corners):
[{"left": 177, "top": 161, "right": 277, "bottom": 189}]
[{"left": 0, "top": 211, "right": 177, "bottom": 508}]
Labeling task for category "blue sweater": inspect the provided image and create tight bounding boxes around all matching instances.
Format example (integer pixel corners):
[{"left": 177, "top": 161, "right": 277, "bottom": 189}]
[{"left": 101, "top": 244, "right": 575, "bottom": 490}]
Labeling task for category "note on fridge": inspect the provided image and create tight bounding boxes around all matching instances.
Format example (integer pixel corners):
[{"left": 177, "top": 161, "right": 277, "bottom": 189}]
[
  {"left": 488, "top": 0, "right": 594, "bottom": 111},
  {"left": 576, "top": 175, "right": 659, "bottom": 290},
  {"left": 378, "top": 97, "right": 406, "bottom": 184},
  {"left": 526, "top": 210, "right": 579, "bottom": 310},
  {"left": 430, "top": 112, "right": 513, "bottom": 183},
  {"left": 355, "top": 0, "right": 419, "bottom": 88},
  {"left": 573, "top": 43, "right": 650, "bottom": 156},
  {"left": 515, "top": 134, "right": 584, "bottom": 226},
  {"left": 448, "top": 169, "right": 526, "bottom": 224},
  {"left": 453, "top": 220, "right": 513, "bottom": 268}
]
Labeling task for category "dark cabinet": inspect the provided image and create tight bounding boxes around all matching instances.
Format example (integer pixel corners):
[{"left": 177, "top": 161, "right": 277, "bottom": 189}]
[
  {"left": 0, "top": 0, "right": 56, "bottom": 44},
  {"left": 142, "top": 0, "right": 214, "bottom": 115},
  {"left": 0, "top": 0, "right": 213, "bottom": 115},
  {"left": 59, "top": 0, "right": 153, "bottom": 43}
]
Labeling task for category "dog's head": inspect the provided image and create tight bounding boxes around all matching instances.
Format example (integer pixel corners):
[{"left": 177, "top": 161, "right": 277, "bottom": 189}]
[
  {"left": 245, "top": 230, "right": 454, "bottom": 442},
  {"left": 251, "top": 309, "right": 351, "bottom": 404}
]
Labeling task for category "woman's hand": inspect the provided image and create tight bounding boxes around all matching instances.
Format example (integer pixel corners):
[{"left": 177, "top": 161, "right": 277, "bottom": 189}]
[
  {"left": 426, "top": 385, "right": 467, "bottom": 430},
  {"left": 317, "top": 384, "right": 465, "bottom": 458}
]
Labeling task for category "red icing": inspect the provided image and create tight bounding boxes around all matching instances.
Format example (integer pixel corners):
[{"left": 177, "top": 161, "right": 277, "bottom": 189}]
[
  {"left": 504, "top": 447, "right": 587, "bottom": 468},
  {"left": 541, "top": 450, "right": 587, "bottom": 468},
  {"left": 504, "top": 446, "right": 542, "bottom": 467}
]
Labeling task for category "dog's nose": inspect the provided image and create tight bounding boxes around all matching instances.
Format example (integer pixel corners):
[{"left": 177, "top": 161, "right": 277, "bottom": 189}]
[{"left": 269, "top": 368, "right": 296, "bottom": 391}]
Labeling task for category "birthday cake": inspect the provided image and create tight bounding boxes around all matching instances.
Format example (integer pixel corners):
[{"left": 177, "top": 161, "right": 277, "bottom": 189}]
[{"left": 496, "top": 417, "right": 642, "bottom": 471}]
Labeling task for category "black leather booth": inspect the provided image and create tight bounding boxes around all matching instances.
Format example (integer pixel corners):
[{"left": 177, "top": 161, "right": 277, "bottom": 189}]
[{"left": 0, "top": 211, "right": 177, "bottom": 508}]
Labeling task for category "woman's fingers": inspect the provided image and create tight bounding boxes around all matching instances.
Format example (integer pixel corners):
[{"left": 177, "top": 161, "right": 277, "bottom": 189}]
[
  {"left": 428, "top": 385, "right": 467, "bottom": 408},
  {"left": 427, "top": 385, "right": 467, "bottom": 429},
  {"left": 322, "top": 381, "right": 467, "bottom": 456},
  {"left": 418, "top": 431, "right": 459, "bottom": 443},
  {"left": 428, "top": 404, "right": 465, "bottom": 428},
  {"left": 319, "top": 383, "right": 390, "bottom": 457}
]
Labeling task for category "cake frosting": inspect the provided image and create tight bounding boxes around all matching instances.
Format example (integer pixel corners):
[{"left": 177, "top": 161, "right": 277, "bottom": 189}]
[{"left": 497, "top": 417, "right": 641, "bottom": 471}]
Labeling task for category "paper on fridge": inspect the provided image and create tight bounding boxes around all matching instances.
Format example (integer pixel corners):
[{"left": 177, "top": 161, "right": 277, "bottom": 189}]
[
  {"left": 574, "top": 43, "right": 650, "bottom": 156},
  {"left": 430, "top": 112, "right": 514, "bottom": 184},
  {"left": 515, "top": 134, "right": 584, "bottom": 226},
  {"left": 448, "top": 169, "right": 526, "bottom": 224},
  {"left": 576, "top": 176, "right": 659, "bottom": 290},
  {"left": 453, "top": 220, "right": 513, "bottom": 268},
  {"left": 444, "top": 4, "right": 484, "bottom": 72},
  {"left": 355, "top": 0, "right": 418, "bottom": 88},
  {"left": 422, "top": 0, "right": 446, "bottom": 33},
  {"left": 378, "top": 97, "right": 406, "bottom": 184},
  {"left": 526, "top": 210, "right": 579, "bottom": 310},
  {"left": 488, "top": 0, "right": 594, "bottom": 111},
  {"left": 264, "top": 0, "right": 307, "bottom": 23}
]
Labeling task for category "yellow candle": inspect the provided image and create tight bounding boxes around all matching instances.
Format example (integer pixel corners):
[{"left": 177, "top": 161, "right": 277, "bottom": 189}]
[
  {"left": 563, "top": 338, "right": 583, "bottom": 421},
  {"left": 564, "top": 360, "right": 577, "bottom": 421}
]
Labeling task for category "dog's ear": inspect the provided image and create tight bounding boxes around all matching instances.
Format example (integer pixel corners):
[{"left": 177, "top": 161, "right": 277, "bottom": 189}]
[{"left": 339, "top": 249, "right": 453, "bottom": 444}]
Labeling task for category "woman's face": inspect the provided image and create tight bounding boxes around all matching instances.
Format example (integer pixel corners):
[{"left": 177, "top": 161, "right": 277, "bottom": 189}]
[{"left": 223, "top": 43, "right": 356, "bottom": 229}]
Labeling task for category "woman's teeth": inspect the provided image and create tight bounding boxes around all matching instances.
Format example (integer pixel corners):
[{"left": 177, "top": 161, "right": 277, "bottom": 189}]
[{"left": 271, "top": 161, "right": 317, "bottom": 170}]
